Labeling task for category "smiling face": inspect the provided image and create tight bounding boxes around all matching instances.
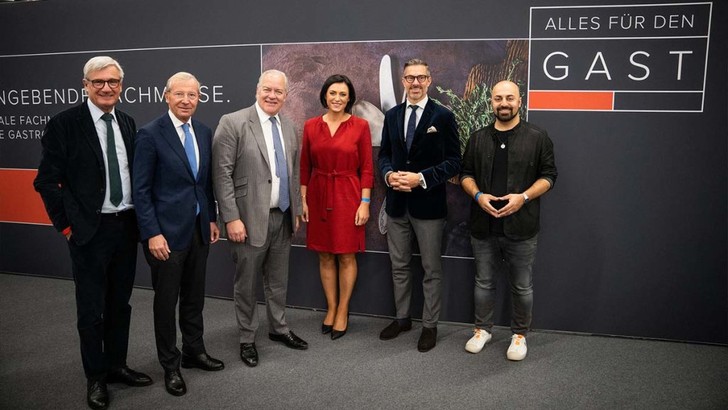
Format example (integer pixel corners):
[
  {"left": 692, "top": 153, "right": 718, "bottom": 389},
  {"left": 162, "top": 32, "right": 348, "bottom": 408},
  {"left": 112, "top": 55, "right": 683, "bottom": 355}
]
[
  {"left": 256, "top": 72, "right": 288, "bottom": 116},
  {"left": 83, "top": 65, "right": 122, "bottom": 113},
  {"left": 491, "top": 80, "right": 522, "bottom": 126},
  {"left": 402, "top": 64, "right": 432, "bottom": 104},
  {"left": 325, "top": 82, "right": 350, "bottom": 114},
  {"left": 165, "top": 77, "right": 200, "bottom": 123}
]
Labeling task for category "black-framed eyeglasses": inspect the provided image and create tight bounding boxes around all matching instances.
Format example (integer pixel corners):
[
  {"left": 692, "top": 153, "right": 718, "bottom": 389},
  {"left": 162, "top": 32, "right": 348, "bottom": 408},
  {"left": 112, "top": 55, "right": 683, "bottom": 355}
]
[
  {"left": 86, "top": 79, "right": 121, "bottom": 89},
  {"left": 403, "top": 75, "right": 430, "bottom": 83}
]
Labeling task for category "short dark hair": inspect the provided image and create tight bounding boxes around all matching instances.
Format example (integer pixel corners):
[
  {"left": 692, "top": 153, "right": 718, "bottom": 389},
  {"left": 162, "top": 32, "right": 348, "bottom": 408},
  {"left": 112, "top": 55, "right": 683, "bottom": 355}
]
[
  {"left": 404, "top": 58, "right": 430, "bottom": 75},
  {"left": 319, "top": 74, "right": 356, "bottom": 114}
]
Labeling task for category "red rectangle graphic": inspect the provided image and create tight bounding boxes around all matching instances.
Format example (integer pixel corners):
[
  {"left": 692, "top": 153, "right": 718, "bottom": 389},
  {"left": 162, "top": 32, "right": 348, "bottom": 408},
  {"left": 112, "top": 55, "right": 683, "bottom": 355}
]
[
  {"left": 0, "top": 169, "right": 52, "bottom": 225},
  {"left": 529, "top": 91, "right": 614, "bottom": 110}
]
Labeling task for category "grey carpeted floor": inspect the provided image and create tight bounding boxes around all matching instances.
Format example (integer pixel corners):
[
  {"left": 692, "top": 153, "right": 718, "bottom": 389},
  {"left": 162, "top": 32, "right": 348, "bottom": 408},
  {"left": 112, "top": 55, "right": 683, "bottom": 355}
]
[{"left": 1, "top": 273, "right": 726, "bottom": 409}]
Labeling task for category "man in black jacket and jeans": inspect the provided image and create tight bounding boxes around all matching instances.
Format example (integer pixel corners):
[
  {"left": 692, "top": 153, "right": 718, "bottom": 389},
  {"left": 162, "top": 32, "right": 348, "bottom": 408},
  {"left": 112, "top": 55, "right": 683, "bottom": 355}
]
[{"left": 460, "top": 80, "right": 557, "bottom": 361}]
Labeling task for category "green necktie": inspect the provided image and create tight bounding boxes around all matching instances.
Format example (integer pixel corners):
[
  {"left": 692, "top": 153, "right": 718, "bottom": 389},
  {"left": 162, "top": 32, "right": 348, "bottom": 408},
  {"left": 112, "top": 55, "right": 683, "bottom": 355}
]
[{"left": 101, "top": 113, "right": 123, "bottom": 206}]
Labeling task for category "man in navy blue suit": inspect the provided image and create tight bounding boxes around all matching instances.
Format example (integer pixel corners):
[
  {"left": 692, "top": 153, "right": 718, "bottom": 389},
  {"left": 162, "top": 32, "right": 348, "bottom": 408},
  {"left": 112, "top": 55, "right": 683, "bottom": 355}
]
[
  {"left": 133, "top": 72, "right": 223, "bottom": 397},
  {"left": 378, "top": 58, "right": 461, "bottom": 352}
]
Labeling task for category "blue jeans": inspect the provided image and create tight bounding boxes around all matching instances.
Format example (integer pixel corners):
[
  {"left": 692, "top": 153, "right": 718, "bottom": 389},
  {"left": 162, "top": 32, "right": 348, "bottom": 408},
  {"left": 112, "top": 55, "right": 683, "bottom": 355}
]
[{"left": 471, "top": 234, "right": 538, "bottom": 335}]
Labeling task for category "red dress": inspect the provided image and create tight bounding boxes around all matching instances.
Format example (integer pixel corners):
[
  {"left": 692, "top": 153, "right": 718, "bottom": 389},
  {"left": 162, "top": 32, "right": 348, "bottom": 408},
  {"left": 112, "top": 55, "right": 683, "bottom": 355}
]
[{"left": 300, "top": 115, "right": 374, "bottom": 254}]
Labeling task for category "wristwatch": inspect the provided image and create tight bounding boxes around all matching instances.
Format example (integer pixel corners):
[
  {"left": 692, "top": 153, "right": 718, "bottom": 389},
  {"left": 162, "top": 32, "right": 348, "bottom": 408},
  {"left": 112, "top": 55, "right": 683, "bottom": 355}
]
[{"left": 523, "top": 193, "right": 530, "bottom": 203}]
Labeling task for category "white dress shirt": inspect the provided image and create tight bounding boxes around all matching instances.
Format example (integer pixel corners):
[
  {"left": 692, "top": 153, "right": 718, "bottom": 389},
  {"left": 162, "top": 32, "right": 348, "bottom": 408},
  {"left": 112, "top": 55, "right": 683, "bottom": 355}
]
[
  {"left": 88, "top": 99, "right": 133, "bottom": 212},
  {"left": 254, "top": 102, "right": 286, "bottom": 209}
]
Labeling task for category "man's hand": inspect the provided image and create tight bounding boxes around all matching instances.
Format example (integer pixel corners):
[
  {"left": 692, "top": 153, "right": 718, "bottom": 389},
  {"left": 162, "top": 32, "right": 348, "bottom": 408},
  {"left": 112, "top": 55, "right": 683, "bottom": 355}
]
[
  {"left": 495, "top": 193, "right": 527, "bottom": 218},
  {"left": 149, "top": 234, "right": 171, "bottom": 261},
  {"left": 476, "top": 193, "right": 502, "bottom": 218},
  {"left": 226, "top": 219, "right": 247, "bottom": 243},
  {"left": 210, "top": 222, "right": 220, "bottom": 244},
  {"left": 391, "top": 171, "right": 420, "bottom": 192}
]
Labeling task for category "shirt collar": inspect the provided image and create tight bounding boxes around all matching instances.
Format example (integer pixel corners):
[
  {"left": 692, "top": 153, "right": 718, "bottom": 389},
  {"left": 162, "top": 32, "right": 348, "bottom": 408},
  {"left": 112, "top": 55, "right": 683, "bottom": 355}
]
[
  {"left": 407, "top": 95, "right": 429, "bottom": 111},
  {"left": 87, "top": 99, "right": 116, "bottom": 123},
  {"left": 254, "top": 102, "right": 280, "bottom": 125},
  {"left": 168, "top": 110, "right": 192, "bottom": 129}
]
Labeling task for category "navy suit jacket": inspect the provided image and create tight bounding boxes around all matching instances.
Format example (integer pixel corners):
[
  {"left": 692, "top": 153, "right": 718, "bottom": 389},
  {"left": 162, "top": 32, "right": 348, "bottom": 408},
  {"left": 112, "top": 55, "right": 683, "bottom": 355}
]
[
  {"left": 34, "top": 101, "right": 137, "bottom": 245},
  {"left": 378, "top": 99, "right": 461, "bottom": 219},
  {"left": 133, "top": 113, "right": 216, "bottom": 250}
]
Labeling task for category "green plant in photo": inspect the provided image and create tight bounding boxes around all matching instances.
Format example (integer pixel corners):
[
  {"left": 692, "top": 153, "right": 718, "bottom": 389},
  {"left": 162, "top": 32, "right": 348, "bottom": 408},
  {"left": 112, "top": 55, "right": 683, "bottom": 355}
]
[{"left": 435, "top": 83, "right": 493, "bottom": 156}]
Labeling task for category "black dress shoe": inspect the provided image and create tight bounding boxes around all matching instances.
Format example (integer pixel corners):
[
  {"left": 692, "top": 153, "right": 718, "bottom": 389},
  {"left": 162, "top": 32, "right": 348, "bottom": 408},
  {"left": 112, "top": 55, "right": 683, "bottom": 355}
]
[
  {"left": 321, "top": 323, "right": 333, "bottom": 334},
  {"left": 240, "top": 343, "right": 258, "bottom": 367},
  {"left": 417, "top": 326, "right": 438, "bottom": 352},
  {"left": 379, "top": 319, "right": 412, "bottom": 340},
  {"left": 164, "top": 370, "right": 187, "bottom": 396},
  {"left": 181, "top": 352, "right": 225, "bottom": 371},
  {"left": 107, "top": 366, "right": 153, "bottom": 386},
  {"left": 269, "top": 331, "right": 309, "bottom": 350},
  {"left": 86, "top": 380, "right": 109, "bottom": 410}
]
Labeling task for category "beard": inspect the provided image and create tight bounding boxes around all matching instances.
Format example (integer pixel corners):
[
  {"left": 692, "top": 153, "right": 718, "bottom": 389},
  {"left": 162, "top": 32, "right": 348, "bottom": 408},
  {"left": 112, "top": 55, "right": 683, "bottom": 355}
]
[{"left": 495, "top": 107, "right": 517, "bottom": 122}]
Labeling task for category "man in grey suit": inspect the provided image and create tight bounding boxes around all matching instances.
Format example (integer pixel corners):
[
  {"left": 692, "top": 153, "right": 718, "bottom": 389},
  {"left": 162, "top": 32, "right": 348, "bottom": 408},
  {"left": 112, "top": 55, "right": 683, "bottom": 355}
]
[{"left": 212, "top": 69, "right": 307, "bottom": 368}]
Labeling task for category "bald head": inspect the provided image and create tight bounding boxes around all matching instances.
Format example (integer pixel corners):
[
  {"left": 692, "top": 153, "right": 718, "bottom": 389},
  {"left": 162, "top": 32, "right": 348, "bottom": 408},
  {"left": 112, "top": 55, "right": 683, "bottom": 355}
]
[
  {"left": 491, "top": 80, "right": 522, "bottom": 128},
  {"left": 492, "top": 80, "right": 519, "bottom": 95}
]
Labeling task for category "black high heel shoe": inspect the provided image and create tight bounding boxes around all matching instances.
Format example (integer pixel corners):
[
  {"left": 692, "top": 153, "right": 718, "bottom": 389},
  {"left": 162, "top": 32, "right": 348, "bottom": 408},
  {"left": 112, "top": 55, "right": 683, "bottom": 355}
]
[
  {"left": 321, "top": 323, "right": 333, "bottom": 334},
  {"left": 330, "top": 314, "right": 349, "bottom": 340},
  {"left": 330, "top": 327, "right": 347, "bottom": 340}
]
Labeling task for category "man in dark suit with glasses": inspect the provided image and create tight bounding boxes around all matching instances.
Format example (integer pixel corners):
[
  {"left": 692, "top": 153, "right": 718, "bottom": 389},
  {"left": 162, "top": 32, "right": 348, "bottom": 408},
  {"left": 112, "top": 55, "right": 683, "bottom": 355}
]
[{"left": 35, "top": 56, "right": 152, "bottom": 410}]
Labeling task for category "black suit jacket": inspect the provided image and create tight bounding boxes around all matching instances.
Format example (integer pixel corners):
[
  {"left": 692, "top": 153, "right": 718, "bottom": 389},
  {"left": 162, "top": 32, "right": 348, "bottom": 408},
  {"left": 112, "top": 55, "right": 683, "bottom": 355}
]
[
  {"left": 378, "top": 99, "right": 461, "bottom": 219},
  {"left": 34, "top": 101, "right": 137, "bottom": 245},
  {"left": 133, "top": 114, "right": 216, "bottom": 250}
]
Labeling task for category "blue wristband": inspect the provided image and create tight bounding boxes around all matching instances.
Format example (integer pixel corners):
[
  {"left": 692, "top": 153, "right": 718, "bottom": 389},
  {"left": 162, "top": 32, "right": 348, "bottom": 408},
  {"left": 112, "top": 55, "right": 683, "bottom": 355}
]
[
  {"left": 361, "top": 197, "right": 371, "bottom": 203},
  {"left": 474, "top": 191, "right": 483, "bottom": 201}
]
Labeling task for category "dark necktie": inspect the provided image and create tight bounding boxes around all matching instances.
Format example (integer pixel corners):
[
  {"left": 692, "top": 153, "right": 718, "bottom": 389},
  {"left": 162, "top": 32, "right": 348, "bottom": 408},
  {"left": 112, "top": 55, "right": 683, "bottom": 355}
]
[
  {"left": 182, "top": 123, "right": 200, "bottom": 214},
  {"left": 101, "top": 113, "right": 123, "bottom": 206},
  {"left": 406, "top": 105, "right": 418, "bottom": 152},
  {"left": 270, "top": 117, "right": 289, "bottom": 212}
]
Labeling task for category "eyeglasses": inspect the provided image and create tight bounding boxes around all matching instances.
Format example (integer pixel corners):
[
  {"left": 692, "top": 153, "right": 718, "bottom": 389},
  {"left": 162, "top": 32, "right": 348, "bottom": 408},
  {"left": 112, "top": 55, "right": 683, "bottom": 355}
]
[
  {"left": 170, "top": 91, "right": 199, "bottom": 101},
  {"left": 403, "top": 75, "right": 430, "bottom": 83},
  {"left": 86, "top": 79, "right": 121, "bottom": 89}
]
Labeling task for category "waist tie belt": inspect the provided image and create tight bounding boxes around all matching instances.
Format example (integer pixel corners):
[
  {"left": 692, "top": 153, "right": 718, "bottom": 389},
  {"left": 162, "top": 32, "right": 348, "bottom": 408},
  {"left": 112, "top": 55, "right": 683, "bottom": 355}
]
[{"left": 312, "top": 168, "right": 358, "bottom": 221}]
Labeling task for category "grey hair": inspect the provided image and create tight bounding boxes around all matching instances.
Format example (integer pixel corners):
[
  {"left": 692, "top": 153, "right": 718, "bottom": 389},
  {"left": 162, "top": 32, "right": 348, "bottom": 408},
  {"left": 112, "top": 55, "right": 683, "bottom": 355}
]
[
  {"left": 165, "top": 72, "right": 200, "bottom": 91},
  {"left": 83, "top": 56, "right": 124, "bottom": 80},
  {"left": 403, "top": 58, "right": 430, "bottom": 75},
  {"left": 257, "top": 69, "right": 289, "bottom": 92}
]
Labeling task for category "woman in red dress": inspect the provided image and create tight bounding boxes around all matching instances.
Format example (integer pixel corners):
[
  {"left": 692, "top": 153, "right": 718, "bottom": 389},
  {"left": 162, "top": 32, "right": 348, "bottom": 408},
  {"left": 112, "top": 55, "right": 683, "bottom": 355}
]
[{"left": 300, "top": 74, "right": 374, "bottom": 340}]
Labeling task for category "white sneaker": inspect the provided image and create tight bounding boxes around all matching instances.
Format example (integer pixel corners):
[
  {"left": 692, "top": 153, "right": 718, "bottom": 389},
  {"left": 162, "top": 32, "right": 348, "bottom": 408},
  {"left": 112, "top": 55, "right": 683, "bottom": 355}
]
[
  {"left": 465, "top": 328, "right": 492, "bottom": 353},
  {"left": 506, "top": 334, "right": 527, "bottom": 361}
]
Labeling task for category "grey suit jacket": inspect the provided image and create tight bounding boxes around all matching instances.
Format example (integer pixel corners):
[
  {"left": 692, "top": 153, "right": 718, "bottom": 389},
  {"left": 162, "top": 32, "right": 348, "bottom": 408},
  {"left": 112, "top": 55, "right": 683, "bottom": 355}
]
[{"left": 212, "top": 104, "right": 301, "bottom": 247}]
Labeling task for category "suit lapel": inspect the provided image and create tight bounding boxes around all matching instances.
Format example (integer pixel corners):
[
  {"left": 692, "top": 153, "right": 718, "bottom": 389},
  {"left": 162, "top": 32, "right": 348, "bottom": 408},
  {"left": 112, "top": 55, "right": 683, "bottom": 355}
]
[
  {"left": 416, "top": 101, "right": 434, "bottom": 136},
  {"left": 159, "top": 115, "right": 196, "bottom": 181},
  {"left": 408, "top": 101, "right": 434, "bottom": 152},
  {"left": 396, "top": 103, "right": 406, "bottom": 150},
  {"left": 281, "top": 117, "right": 295, "bottom": 181},
  {"left": 117, "top": 111, "right": 135, "bottom": 157},
  {"left": 194, "top": 124, "right": 209, "bottom": 182},
  {"left": 78, "top": 103, "right": 104, "bottom": 167},
  {"left": 247, "top": 107, "right": 272, "bottom": 172}
]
